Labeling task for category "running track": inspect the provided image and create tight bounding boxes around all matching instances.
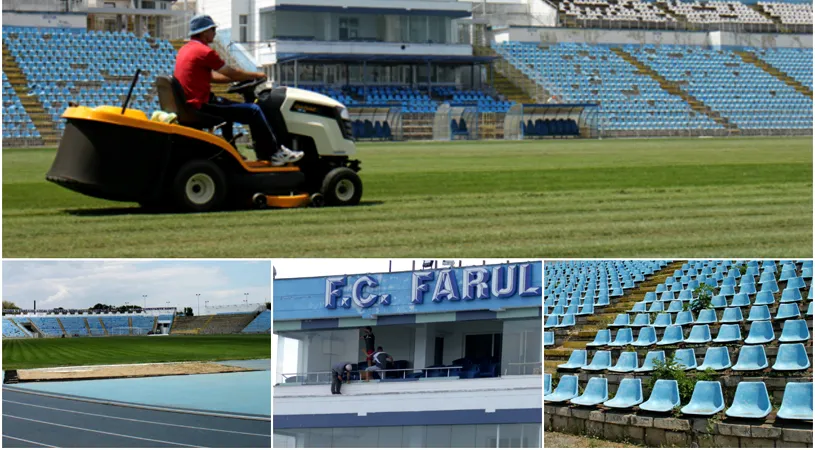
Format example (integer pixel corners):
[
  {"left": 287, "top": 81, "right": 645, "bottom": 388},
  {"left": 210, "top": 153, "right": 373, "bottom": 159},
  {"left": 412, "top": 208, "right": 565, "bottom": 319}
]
[{"left": 2, "top": 388, "right": 271, "bottom": 448}]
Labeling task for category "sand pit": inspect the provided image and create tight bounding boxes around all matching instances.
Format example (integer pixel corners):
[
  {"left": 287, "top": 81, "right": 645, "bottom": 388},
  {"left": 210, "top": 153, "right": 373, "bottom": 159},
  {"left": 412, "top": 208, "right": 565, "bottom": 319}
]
[{"left": 18, "top": 361, "right": 252, "bottom": 382}]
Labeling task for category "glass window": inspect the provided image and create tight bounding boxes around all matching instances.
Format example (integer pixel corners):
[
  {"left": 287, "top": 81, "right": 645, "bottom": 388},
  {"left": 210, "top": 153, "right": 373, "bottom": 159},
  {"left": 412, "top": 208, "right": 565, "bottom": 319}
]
[
  {"left": 307, "top": 428, "right": 332, "bottom": 448},
  {"left": 333, "top": 427, "right": 377, "bottom": 447},
  {"left": 426, "top": 425, "right": 453, "bottom": 447},
  {"left": 451, "top": 424, "right": 477, "bottom": 448},
  {"left": 376, "top": 426, "right": 404, "bottom": 448},
  {"left": 520, "top": 424, "right": 541, "bottom": 448},
  {"left": 261, "top": 12, "right": 276, "bottom": 40},
  {"left": 401, "top": 426, "right": 426, "bottom": 447},
  {"left": 476, "top": 424, "right": 498, "bottom": 448},
  {"left": 498, "top": 424, "right": 522, "bottom": 448},
  {"left": 339, "top": 17, "right": 359, "bottom": 41},
  {"left": 501, "top": 319, "right": 542, "bottom": 376}
]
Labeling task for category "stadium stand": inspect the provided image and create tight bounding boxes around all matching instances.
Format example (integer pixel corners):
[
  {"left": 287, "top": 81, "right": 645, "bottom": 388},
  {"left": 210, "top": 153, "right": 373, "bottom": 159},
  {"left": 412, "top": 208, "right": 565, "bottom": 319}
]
[
  {"left": 242, "top": 310, "right": 271, "bottom": 333},
  {"left": 758, "top": 1, "right": 813, "bottom": 25},
  {"left": 58, "top": 316, "right": 89, "bottom": 336},
  {"left": 28, "top": 317, "right": 65, "bottom": 336},
  {"left": 2, "top": 318, "right": 32, "bottom": 338},
  {"left": 87, "top": 317, "right": 107, "bottom": 336},
  {"left": 170, "top": 313, "right": 256, "bottom": 335},
  {"left": 558, "top": 0, "right": 675, "bottom": 25},
  {"left": 2, "top": 72, "right": 40, "bottom": 144},
  {"left": 658, "top": 0, "right": 773, "bottom": 25},
  {"left": 545, "top": 259, "right": 814, "bottom": 446},
  {"left": 131, "top": 315, "right": 157, "bottom": 334},
  {"left": 101, "top": 315, "right": 131, "bottom": 335}
]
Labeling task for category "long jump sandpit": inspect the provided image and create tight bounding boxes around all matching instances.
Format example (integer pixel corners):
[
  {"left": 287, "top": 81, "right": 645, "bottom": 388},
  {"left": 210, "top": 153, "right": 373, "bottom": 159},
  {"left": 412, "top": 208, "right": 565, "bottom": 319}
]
[{"left": 15, "top": 361, "right": 253, "bottom": 382}]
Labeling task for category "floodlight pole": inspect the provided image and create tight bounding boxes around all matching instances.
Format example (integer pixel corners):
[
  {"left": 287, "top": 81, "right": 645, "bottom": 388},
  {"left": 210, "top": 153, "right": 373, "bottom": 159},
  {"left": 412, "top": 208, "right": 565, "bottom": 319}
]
[
  {"left": 196, "top": 294, "right": 200, "bottom": 316},
  {"left": 142, "top": 294, "right": 147, "bottom": 309}
]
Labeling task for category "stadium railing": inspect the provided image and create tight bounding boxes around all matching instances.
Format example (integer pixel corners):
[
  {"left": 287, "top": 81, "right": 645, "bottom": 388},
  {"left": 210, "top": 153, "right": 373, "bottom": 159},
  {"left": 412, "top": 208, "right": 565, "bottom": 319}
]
[{"left": 553, "top": 17, "right": 812, "bottom": 34}]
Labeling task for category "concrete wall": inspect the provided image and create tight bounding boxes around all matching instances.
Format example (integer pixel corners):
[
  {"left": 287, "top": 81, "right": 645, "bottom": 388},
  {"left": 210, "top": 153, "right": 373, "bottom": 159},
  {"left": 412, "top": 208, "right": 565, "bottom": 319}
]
[{"left": 2, "top": 12, "right": 86, "bottom": 29}]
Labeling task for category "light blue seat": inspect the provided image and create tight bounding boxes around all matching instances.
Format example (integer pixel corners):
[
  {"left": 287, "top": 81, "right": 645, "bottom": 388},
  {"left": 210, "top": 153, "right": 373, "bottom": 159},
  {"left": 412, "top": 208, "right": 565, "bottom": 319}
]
[
  {"left": 556, "top": 314, "right": 576, "bottom": 328},
  {"left": 803, "top": 267, "right": 813, "bottom": 279},
  {"left": 730, "top": 293, "right": 750, "bottom": 308},
  {"left": 674, "top": 310, "right": 693, "bottom": 326},
  {"left": 666, "top": 300, "right": 683, "bottom": 313},
  {"left": 544, "top": 373, "right": 552, "bottom": 395},
  {"left": 609, "top": 352, "right": 638, "bottom": 373},
  {"left": 558, "top": 349, "right": 587, "bottom": 369},
  {"left": 719, "top": 285, "right": 735, "bottom": 297},
  {"left": 609, "top": 328, "right": 633, "bottom": 347},
  {"left": 759, "top": 271, "right": 776, "bottom": 283},
  {"left": 681, "top": 381, "right": 724, "bottom": 416},
  {"left": 604, "top": 378, "right": 643, "bottom": 409},
  {"left": 658, "top": 325, "right": 684, "bottom": 346},
  {"left": 775, "top": 303, "right": 801, "bottom": 320},
  {"left": 772, "top": 343, "right": 811, "bottom": 371},
  {"left": 635, "top": 350, "right": 665, "bottom": 372},
  {"left": 695, "top": 309, "right": 717, "bottom": 324},
  {"left": 747, "top": 305, "right": 771, "bottom": 322},
  {"left": 648, "top": 301, "right": 664, "bottom": 313},
  {"left": 583, "top": 350, "right": 612, "bottom": 371},
  {"left": 544, "top": 374, "right": 579, "bottom": 402},
  {"left": 725, "top": 382, "right": 771, "bottom": 419},
  {"left": 639, "top": 379, "right": 680, "bottom": 412},
  {"left": 732, "top": 345, "right": 768, "bottom": 371},
  {"left": 655, "top": 283, "right": 666, "bottom": 294},
  {"left": 632, "top": 327, "right": 657, "bottom": 347},
  {"left": 544, "top": 315, "right": 558, "bottom": 328},
  {"left": 578, "top": 303, "right": 594, "bottom": 315},
  {"left": 710, "top": 295, "right": 727, "bottom": 309},
  {"left": 570, "top": 377, "right": 609, "bottom": 406},
  {"left": 659, "top": 291, "right": 674, "bottom": 301},
  {"left": 776, "top": 382, "right": 814, "bottom": 420},
  {"left": 754, "top": 291, "right": 775, "bottom": 306},
  {"left": 674, "top": 348, "right": 697, "bottom": 370},
  {"left": 685, "top": 324, "right": 712, "bottom": 344},
  {"left": 780, "top": 287, "right": 802, "bottom": 303},
  {"left": 644, "top": 292, "right": 657, "bottom": 303},
  {"left": 609, "top": 313, "right": 629, "bottom": 327},
  {"left": 586, "top": 329, "right": 611, "bottom": 347},
  {"left": 678, "top": 290, "right": 693, "bottom": 301},
  {"left": 739, "top": 283, "right": 757, "bottom": 295},
  {"left": 544, "top": 331, "right": 555, "bottom": 346},
  {"left": 652, "top": 313, "right": 672, "bottom": 328},
  {"left": 631, "top": 313, "right": 651, "bottom": 327},
  {"left": 760, "top": 280, "right": 779, "bottom": 293},
  {"left": 720, "top": 307, "right": 744, "bottom": 323},
  {"left": 713, "top": 324, "right": 742, "bottom": 343},
  {"left": 744, "top": 320, "right": 775, "bottom": 345},
  {"left": 808, "top": 301, "right": 813, "bottom": 316},
  {"left": 629, "top": 302, "right": 647, "bottom": 313},
  {"left": 778, "top": 319, "right": 811, "bottom": 343},
  {"left": 696, "top": 347, "right": 732, "bottom": 371},
  {"left": 786, "top": 277, "right": 805, "bottom": 290}
]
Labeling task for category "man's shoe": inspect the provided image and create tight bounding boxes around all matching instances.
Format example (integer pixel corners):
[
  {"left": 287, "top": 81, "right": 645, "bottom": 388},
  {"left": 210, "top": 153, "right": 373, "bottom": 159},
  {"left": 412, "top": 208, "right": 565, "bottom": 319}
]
[{"left": 270, "top": 145, "right": 304, "bottom": 165}]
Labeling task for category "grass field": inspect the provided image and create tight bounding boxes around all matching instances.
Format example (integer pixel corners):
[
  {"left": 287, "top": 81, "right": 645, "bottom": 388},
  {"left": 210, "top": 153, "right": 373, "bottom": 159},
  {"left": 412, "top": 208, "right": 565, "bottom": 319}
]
[
  {"left": 3, "top": 137, "right": 812, "bottom": 257},
  {"left": 2, "top": 334, "right": 270, "bottom": 370}
]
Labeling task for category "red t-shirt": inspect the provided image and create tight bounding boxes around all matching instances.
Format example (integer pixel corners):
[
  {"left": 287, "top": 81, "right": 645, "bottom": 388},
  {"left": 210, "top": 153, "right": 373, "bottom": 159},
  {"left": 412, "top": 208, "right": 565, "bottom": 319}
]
[{"left": 173, "top": 38, "right": 225, "bottom": 109}]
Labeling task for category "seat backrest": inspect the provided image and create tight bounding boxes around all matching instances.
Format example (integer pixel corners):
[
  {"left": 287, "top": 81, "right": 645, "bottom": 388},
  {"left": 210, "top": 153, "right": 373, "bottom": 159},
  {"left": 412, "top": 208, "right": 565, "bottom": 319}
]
[{"left": 156, "top": 76, "right": 222, "bottom": 128}]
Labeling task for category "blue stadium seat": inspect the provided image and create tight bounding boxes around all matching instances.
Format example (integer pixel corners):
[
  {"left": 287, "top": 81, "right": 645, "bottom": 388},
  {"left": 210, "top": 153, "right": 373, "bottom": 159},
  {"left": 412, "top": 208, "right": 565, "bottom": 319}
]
[
  {"left": 778, "top": 319, "right": 811, "bottom": 343},
  {"left": 747, "top": 305, "right": 771, "bottom": 321},
  {"left": 609, "top": 313, "right": 630, "bottom": 327},
  {"left": 754, "top": 291, "right": 775, "bottom": 306},
  {"left": 681, "top": 381, "right": 724, "bottom": 416},
  {"left": 583, "top": 350, "right": 612, "bottom": 371},
  {"left": 544, "top": 373, "right": 552, "bottom": 396},
  {"left": 772, "top": 343, "right": 811, "bottom": 371},
  {"left": 780, "top": 287, "right": 802, "bottom": 303},
  {"left": 674, "top": 348, "right": 698, "bottom": 370},
  {"left": 658, "top": 325, "right": 684, "bottom": 346},
  {"left": 674, "top": 310, "right": 693, "bottom": 326},
  {"left": 731, "top": 345, "right": 768, "bottom": 371},
  {"left": 634, "top": 350, "right": 665, "bottom": 373},
  {"left": 603, "top": 378, "right": 643, "bottom": 409},
  {"left": 720, "top": 307, "right": 744, "bottom": 323},
  {"left": 652, "top": 313, "right": 672, "bottom": 328},
  {"left": 684, "top": 324, "right": 711, "bottom": 344},
  {"left": 776, "top": 382, "right": 814, "bottom": 421},
  {"left": 544, "top": 331, "right": 555, "bottom": 346},
  {"left": 639, "top": 379, "right": 680, "bottom": 413},
  {"left": 609, "top": 328, "right": 633, "bottom": 347},
  {"left": 696, "top": 347, "right": 732, "bottom": 371},
  {"left": 608, "top": 352, "right": 638, "bottom": 373},
  {"left": 775, "top": 303, "right": 801, "bottom": 320},
  {"left": 544, "top": 374, "right": 579, "bottom": 403},
  {"left": 558, "top": 350, "right": 587, "bottom": 370},
  {"left": 725, "top": 382, "right": 771, "bottom": 419},
  {"left": 570, "top": 377, "right": 609, "bottom": 406},
  {"left": 744, "top": 320, "right": 775, "bottom": 345},
  {"left": 586, "top": 329, "right": 611, "bottom": 347},
  {"left": 695, "top": 309, "right": 717, "bottom": 324},
  {"left": 632, "top": 326, "right": 657, "bottom": 347},
  {"left": 713, "top": 324, "right": 742, "bottom": 343}
]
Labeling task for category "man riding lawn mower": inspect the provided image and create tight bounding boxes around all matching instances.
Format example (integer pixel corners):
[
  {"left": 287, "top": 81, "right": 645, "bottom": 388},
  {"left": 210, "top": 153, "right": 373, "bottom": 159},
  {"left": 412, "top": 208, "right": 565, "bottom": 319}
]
[{"left": 46, "top": 14, "right": 362, "bottom": 212}]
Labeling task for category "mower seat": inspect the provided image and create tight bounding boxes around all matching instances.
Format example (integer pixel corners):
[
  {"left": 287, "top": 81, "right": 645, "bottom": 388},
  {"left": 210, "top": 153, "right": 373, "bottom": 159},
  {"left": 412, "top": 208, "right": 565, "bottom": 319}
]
[{"left": 155, "top": 76, "right": 225, "bottom": 130}]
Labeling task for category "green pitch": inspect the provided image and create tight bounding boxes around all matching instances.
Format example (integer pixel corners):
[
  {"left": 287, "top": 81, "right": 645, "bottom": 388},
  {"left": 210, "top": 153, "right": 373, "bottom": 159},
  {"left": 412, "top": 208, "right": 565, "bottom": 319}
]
[
  {"left": 3, "top": 137, "right": 812, "bottom": 257},
  {"left": 2, "top": 334, "right": 270, "bottom": 370}
]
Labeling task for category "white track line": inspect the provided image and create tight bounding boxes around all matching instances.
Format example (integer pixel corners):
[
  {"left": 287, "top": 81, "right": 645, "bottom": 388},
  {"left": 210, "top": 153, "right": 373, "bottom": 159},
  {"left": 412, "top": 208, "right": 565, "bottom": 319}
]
[
  {"left": 3, "top": 414, "right": 199, "bottom": 447},
  {"left": 2, "top": 434, "right": 57, "bottom": 448},
  {"left": 4, "top": 399, "right": 269, "bottom": 437}
]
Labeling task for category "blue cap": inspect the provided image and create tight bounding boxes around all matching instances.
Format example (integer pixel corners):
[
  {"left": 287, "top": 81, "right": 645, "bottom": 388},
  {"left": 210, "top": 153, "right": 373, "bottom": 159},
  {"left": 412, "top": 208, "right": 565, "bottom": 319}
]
[{"left": 189, "top": 14, "right": 216, "bottom": 36}]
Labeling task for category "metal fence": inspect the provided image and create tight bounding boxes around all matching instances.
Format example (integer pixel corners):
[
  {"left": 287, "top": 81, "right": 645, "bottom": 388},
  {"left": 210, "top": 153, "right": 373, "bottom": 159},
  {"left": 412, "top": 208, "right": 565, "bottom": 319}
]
[{"left": 557, "top": 17, "right": 812, "bottom": 34}]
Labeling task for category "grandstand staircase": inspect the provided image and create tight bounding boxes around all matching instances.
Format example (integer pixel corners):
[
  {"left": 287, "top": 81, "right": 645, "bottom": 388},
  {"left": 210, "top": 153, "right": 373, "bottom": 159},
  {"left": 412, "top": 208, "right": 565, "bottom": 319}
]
[
  {"left": 475, "top": 45, "right": 540, "bottom": 104},
  {"left": 2, "top": 46, "right": 60, "bottom": 146},
  {"left": 610, "top": 48, "right": 740, "bottom": 134},
  {"left": 98, "top": 317, "right": 109, "bottom": 336},
  {"left": 56, "top": 318, "right": 67, "bottom": 335},
  {"left": 7, "top": 318, "right": 31, "bottom": 337},
  {"left": 734, "top": 50, "right": 813, "bottom": 100},
  {"left": 545, "top": 260, "right": 685, "bottom": 374},
  {"left": 82, "top": 318, "right": 92, "bottom": 335}
]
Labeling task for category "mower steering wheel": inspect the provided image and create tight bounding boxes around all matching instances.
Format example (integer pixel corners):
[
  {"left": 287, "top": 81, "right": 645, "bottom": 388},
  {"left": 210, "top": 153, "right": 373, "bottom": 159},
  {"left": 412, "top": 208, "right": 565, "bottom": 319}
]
[{"left": 226, "top": 78, "right": 266, "bottom": 94}]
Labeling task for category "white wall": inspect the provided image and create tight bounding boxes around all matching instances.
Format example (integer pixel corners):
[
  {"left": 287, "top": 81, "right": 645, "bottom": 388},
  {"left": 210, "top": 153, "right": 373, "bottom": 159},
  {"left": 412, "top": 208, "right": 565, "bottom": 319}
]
[
  {"left": 258, "top": 41, "right": 472, "bottom": 65},
  {"left": 2, "top": 12, "right": 86, "bottom": 29},
  {"left": 197, "top": 0, "right": 234, "bottom": 30},
  {"left": 493, "top": 26, "right": 812, "bottom": 49},
  {"left": 528, "top": 0, "right": 557, "bottom": 27}
]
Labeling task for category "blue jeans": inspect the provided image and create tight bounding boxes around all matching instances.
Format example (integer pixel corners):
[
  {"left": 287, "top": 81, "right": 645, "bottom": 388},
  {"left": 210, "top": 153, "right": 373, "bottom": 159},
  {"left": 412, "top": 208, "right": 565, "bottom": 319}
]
[{"left": 200, "top": 96, "right": 279, "bottom": 160}]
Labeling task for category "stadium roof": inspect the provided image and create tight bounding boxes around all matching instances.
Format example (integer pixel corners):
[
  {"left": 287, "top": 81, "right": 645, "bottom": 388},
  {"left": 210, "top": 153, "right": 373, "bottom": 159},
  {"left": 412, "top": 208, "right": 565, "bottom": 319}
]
[
  {"left": 276, "top": 53, "right": 497, "bottom": 65},
  {"left": 263, "top": 4, "right": 471, "bottom": 18}
]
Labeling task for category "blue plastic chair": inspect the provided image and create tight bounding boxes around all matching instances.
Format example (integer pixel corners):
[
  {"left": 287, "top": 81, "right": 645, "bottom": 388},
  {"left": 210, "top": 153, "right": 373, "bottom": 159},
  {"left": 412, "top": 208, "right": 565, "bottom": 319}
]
[
  {"left": 710, "top": 295, "right": 727, "bottom": 309},
  {"left": 570, "top": 377, "right": 609, "bottom": 406},
  {"left": 609, "top": 352, "right": 639, "bottom": 373},
  {"left": 544, "top": 315, "right": 558, "bottom": 328},
  {"left": 739, "top": 283, "right": 757, "bottom": 295},
  {"left": 776, "top": 382, "right": 814, "bottom": 420},
  {"left": 544, "top": 373, "right": 552, "bottom": 395},
  {"left": 786, "top": 277, "right": 806, "bottom": 290},
  {"left": 778, "top": 319, "right": 811, "bottom": 343},
  {"left": 674, "top": 310, "right": 693, "bottom": 326},
  {"left": 674, "top": 348, "right": 698, "bottom": 370},
  {"left": 719, "top": 285, "right": 736, "bottom": 297},
  {"left": 544, "top": 331, "right": 555, "bottom": 346},
  {"left": 604, "top": 378, "right": 644, "bottom": 409},
  {"left": 583, "top": 350, "right": 612, "bottom": 371},
  {"left": 760, "top": 280, "right": 779, "bottom": 294},
  {"left": 780, "top": 287, "right": 802, "bottom": 303},
  {"left": 772, "top": 343, "right": 811, "bottom": 371},
  {"left": 635, "top": 350, "right": 666, "bottom": 373},
  {"left": 609, "top": 313, "right": 629, "bottom": 327},
  {"left": 776, "top": 303, "right": 801, "bottom": 320},
  {"left": 713, "top": 324, "right": 742, "bottom": 343},
  {"left": 725, "top": 382, "right": 771, "bottom": 419},
  {"left": 731, "top": 345, "right": 768, "bottom": 371},
  {"left": 697, "top": 347, "right": 732, "bottom": 371},
  {"left": 556, "top": 314, "right": 576, "bottom": 328},
  {"left": 720, "top": 307, "right": 744, "bottom": 323},
  {"left": 652, "top": 313, "right": 672, "bottom": 328},
  {"left": 629, "top": 302, "right": 647, "bottom": 313},
  {"left": 657, "top": 325, "right": 683, "bottom": 346},
  {"left": 808, "top": 300, "right": 813, "bottom": 315},
  {"left": 644, "top": 292, "right": 657, "bottom": 303},
  {"left": 558, "top": 350, "right": 587, "bottom": 370},
  {"left": 685, "top": 324, "right": 712, "bottom": 344},
  {"left": 609, "top": 328, "right": 633, "bottom": 347},
  {"left": 747, "top": 305, "right": 771, "bottom": 322},
  {"left": 631, "top": 313, "right": 651, "bottom": 327},
  {"left": 678, "top": 290, "right": 693, "bottom": 301},
  {"left": 744, "top": 320, "right": 775, "bottom": 345},
  {"left": 648, "top": 301, "right": 664, "bottom": 313},
  {"left": 754, "top": 290, "right": 775, "bottom": 305},
  {"left": 639, "top": 379, "right": 680, "bottom": 412},
  {"left": 586, "top": 329, "right": 611, "bottom": 347},
  {"left": 695, "top": 309, "right": 717, "bottom": 324},
  {"left": 544, "top": 374, "right": 579, "bottom": 402},
  {"left": 632, "top": 327, "right": 657, "bottom": 347},
  {"left": 681, "top": 381, "right": 724, "bottom": 416},
  {"left": 666, "top": 300, "right": 684, "bottom": 313}
]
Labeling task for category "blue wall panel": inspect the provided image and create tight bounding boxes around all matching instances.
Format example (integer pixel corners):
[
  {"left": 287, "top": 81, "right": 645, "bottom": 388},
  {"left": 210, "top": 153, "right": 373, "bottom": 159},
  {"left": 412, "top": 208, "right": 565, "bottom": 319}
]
[
  {"left": 274, "top": 408, "right": 543, "bottom": 428},
  {"left": 274, "top": 262, "right": 542, "bottom": 321}
]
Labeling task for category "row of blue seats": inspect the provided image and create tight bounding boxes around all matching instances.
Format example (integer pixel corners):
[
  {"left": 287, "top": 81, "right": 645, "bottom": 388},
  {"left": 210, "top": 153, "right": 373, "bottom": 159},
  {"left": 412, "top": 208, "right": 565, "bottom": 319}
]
[
  {"left": 353, "top": 119, "right": 392, "bottom": 140},
  {"left": 242, "top": 311, "right": 271, "bottom": 333},
  {"left": 546, "top": 377, "right": 812, "bottom": 420}
]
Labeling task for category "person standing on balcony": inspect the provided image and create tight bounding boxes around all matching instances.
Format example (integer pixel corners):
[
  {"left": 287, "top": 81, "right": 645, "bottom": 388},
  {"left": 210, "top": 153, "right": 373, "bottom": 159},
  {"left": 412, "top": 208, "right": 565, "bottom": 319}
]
[
  {"left": 360, "top": 326, "right": 375, "bottom": 381},
  {"left": 331, "top": 362, "right": 353, "bottom": 395}
]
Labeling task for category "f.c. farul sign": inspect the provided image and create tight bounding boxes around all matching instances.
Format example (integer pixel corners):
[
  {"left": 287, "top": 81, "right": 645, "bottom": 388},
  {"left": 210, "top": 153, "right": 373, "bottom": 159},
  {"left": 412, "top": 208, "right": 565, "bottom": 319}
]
[{"left": 324, "top": 263, "right": 541, "bottom": 309}]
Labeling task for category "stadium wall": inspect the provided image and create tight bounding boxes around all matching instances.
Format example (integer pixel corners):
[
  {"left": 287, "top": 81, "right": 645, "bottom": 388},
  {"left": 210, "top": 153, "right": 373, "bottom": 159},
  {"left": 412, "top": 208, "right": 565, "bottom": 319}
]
[
  {"left": 493, "top": 26, "right": 813, "bottom": 49},
  {"left": 2, "top": 12, "right": 86, "bottom": 29}
]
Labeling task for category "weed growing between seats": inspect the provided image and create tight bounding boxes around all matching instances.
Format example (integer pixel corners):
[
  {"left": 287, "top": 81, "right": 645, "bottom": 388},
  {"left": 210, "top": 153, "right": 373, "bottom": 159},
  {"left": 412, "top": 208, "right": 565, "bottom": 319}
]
[
  {"left": 645, "top": 354, "right": 718, "bottom": 404},
  {"left": 3, "top": 137, "right": 812, "bottom": 257},
  {"left": 2, "top": 334, "right": 270, "bottom": 370}
]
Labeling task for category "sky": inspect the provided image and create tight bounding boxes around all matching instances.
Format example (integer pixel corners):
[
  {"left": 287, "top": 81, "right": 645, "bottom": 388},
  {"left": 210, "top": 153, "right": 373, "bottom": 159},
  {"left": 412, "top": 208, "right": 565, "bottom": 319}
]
[{"left": 3, "top": 260, "right": 271, "bottom": 314}]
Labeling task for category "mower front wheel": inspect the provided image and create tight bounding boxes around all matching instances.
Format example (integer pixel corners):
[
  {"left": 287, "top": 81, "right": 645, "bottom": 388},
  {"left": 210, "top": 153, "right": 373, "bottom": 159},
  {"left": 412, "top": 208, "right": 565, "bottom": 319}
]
[
  {"left": 321, "top": 167, "right": 362, "bottom": 207},
  {"left": 172, "top": 160, "right": 228, "bottom": 212}
]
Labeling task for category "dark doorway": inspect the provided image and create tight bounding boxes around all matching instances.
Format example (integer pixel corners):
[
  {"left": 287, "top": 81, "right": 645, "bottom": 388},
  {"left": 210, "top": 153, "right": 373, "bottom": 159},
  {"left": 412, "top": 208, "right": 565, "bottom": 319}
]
[
  {"left": 465, "top": 333, "right": 502, "bottom": 360},
  {"left": 434, "top": 337, "right": 444, "bottom": 366}
]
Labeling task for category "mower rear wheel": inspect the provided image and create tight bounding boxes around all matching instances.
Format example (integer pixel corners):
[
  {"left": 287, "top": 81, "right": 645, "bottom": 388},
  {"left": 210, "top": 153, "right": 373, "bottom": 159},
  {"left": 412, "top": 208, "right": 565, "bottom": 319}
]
[
  {"left": 172, "top": 160, "right": 228, "bottom": 212},
  {"left": 321, "top": 167, "right": 362, "bottom": 206}
]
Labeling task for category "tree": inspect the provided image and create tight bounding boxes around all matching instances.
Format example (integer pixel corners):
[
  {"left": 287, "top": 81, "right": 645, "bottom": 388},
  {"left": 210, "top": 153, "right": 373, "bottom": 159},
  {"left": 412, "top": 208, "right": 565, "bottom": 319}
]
[
  {"left": 3, "top": 301, "right": 20, "bottom": 310},
  {"left": 184, "top": 307, "right": 193, "bottom": 316},
  {"left": 265, "top": 302, "right": 271, "bottom": 310}
]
